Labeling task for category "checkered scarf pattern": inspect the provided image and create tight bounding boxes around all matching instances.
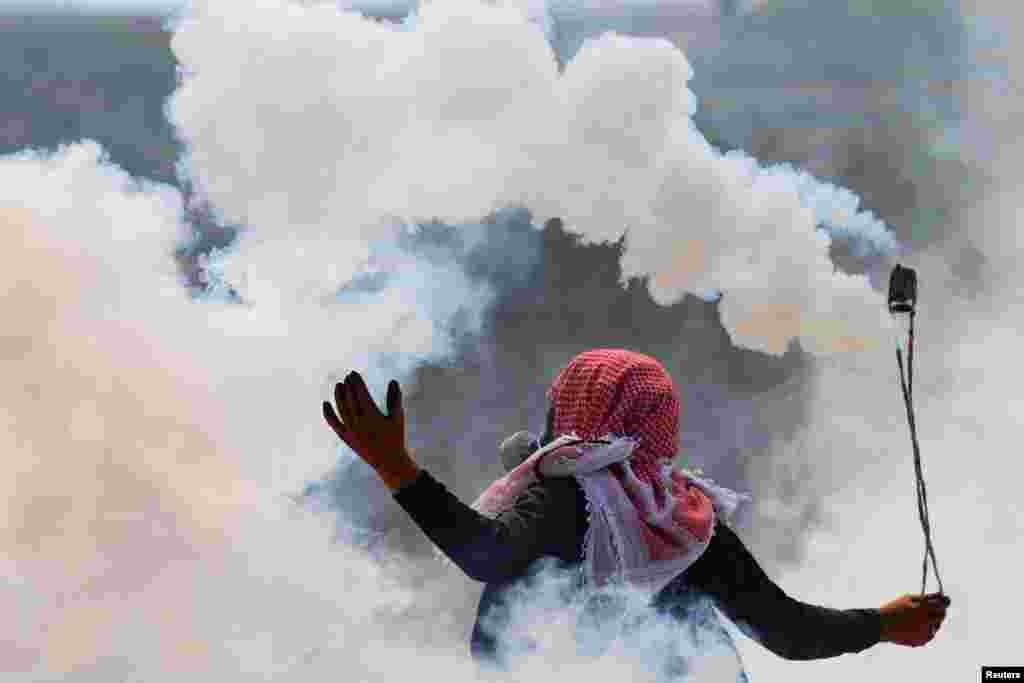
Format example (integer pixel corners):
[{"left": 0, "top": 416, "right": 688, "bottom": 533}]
[
  {"left": 467, "top": 349, "right": 750, "bottom": 592},
  {"left": 547, "top": 349, "right": 715, "bottom": 554}
]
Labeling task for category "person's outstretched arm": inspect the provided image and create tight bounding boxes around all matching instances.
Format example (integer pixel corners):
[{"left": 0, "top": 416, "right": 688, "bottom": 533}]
[
  {"left": 661, "top": 521, "right": 949, "bottom": 659},
  {"left": 658, "top": 521, "right": 881, "bottom": 660},
  {"left": 321, "top": 371, "right": 580, "bottom": 584}
]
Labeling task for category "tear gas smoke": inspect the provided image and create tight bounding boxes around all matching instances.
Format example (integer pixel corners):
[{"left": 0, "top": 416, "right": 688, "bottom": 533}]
[
  {"left": 0, "top": 0, "right": 1016, "bottom": 680},
  {"left": 169, "top": 0, "right": 898, "bottom": 359}
]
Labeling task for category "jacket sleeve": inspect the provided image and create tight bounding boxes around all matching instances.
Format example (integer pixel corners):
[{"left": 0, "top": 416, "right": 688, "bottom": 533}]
[
  {"left": 668, "top": 521, "right": 882, "bottom": 660},
  {"left": 392, "top": 469, "right": 583, "bottom": 584}
]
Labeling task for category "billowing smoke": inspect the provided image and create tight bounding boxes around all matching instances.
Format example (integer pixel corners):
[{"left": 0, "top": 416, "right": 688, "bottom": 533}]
[
  {"left": 0, "top": 0, "right": 1016, "bottom": 680},
  {"left": 0, "top": 156, "right": 243, "bottom": 676},
  {"left": 168, "top": 0, "right": 897, "bottom": 359},
  {"left": 0, "top": 138, "right": 494, "bottom": 677}
]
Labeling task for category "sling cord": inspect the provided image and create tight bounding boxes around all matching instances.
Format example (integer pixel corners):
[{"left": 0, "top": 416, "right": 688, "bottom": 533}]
[{"left": 894, "top": 308, "right": 944, "bottom": 596}]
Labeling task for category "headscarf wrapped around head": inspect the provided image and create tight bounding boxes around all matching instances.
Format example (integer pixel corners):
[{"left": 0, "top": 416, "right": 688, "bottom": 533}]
[
  {"left": 547, "top": 348, "right": 680, "bottom": 462},
  {"left": 548, "top": 349, "right": 714, "bottom": 557},
  {"left": 473, "top": 349, "right": 750, "bottom": 593}
]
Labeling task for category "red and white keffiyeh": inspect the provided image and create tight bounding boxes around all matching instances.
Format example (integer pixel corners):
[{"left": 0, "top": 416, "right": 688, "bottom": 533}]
[{"left": 472, "top": 349, "right": 751, "bottom": 595}]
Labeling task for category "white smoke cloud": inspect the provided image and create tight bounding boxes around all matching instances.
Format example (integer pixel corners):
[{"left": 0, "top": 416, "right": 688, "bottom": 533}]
[
  {"left": 5, "top": 0, "right": 1013, "bottom": 680},
  {"left": 733, "top": 264, "right": 1022, "bottom": 682},
  {"left": 0, "top": 135, "right": 492, "bottom": 677},
  {"left": 169, "top": 0, "right": 896, "bottom": 359},
  {"left": 0, "top": 151, "right": 246, "bottom": 677},
  {"left": 726, "top": 5, "right": 1024, "bottom": 679}
]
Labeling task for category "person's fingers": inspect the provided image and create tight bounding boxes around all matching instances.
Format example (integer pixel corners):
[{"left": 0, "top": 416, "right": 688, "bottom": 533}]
[
  {"left": 322, "top": 401, "right": 354, "bottom": 448},
  {"left": 348, "top": 372, "right": 372, "bottom": 418},
  {"left": 343, "top": 374, "right": 364, "bottom": 419},
  {"left": 917, "top": 616, "right": 942, "bottom": 646},
  {"left": 362, "top": 373, "right": 385, "bottom": 417},
  {"left": 323, "top": 401, "right": 343, "bottom": 433},
  {"left": 924, "top": 594, "right": 948, "bottom": 617},
  {"left": 386, "top": 379, "right": 403, "bottom": 424},
  {"left": 335, "top": 381, "right": 354, "bottom": 425},
  {"left": 357, "top": 372, "right": 383, "bottom": 416}
]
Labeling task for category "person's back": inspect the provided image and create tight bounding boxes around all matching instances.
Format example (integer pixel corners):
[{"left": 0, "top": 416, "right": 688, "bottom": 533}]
[
  {"left": 395, "top": 459, "right": 876, "bottom": 677},
  {"left": 322, "top": 348, "right": 950, "bottom": 678}
]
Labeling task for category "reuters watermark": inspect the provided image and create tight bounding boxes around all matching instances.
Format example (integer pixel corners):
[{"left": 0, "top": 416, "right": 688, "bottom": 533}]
[{"left": 984, "top": 667, "right": 1024, "bottom": 680}]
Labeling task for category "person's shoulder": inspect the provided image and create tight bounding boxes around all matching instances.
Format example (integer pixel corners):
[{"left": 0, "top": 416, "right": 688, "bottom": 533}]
[
  {"left": 685, "top": 520, "right": 742, "bottom": 572},
  {"left": 517, "top": 474, "right": 584, "bottom": 511},
  {"left": 536, "top": 473, "right": 584, "bottom": 495},
  {"left": 708, "top": 520, "right": 745, "bottom": 550},
  {"left": 712, "top": 519, "right": 737, "bottom": 538}
]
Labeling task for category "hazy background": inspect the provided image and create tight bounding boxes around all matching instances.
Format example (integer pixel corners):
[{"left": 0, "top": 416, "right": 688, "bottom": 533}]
[{"left": 0, "top": 0, "right": 1016, "bottom": 680}]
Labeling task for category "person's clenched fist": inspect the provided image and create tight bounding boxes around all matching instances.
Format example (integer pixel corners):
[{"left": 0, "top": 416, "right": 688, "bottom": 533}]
[{"left": 880, "top": 592, "right": 950, "bottom": 647}]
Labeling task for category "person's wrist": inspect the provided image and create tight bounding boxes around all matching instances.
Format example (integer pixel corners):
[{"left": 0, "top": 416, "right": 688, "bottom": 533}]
[
  {"left": 878, "top": 608, "right": 898, "bottom": 643},
  {"left": 380, "top": 450, "right": 419, "bottom": 491}
]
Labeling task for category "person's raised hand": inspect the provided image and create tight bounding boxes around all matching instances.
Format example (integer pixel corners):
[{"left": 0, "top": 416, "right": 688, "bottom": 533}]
[
  {"left": 879, "top": 592, "right": 950, "bottom": 647},
  {"left": 322, "top": 371, "right": 418, "bottom": 491}
]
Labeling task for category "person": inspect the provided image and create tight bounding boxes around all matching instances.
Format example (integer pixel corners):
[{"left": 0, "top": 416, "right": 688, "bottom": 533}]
[{"left": 322, "top": 349, "right": 949, "bottom": 678}]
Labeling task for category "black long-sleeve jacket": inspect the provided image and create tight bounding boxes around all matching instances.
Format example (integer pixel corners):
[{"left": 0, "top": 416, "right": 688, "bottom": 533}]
[{"left": 393, "top": 468, "right": 880, "bottom": 672}]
